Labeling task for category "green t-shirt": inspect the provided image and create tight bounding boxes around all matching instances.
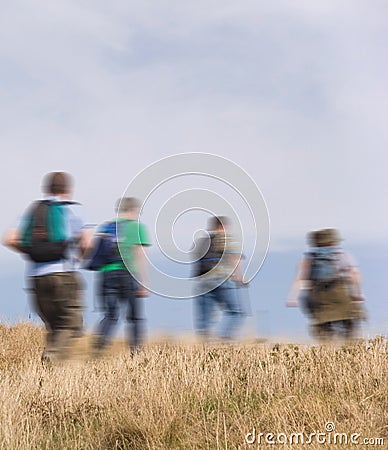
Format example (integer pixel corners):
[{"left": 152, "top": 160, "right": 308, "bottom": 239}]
[{"left": 100, "top": 218, "right": 151, "bottom": 273}]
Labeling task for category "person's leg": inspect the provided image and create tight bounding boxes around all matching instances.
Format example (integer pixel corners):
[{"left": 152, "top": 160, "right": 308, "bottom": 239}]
[
  {"left": 195, "top": 291, "right": 215, "bottom": 339},
  {"left": 123, "top": 273, "right": 144, "bottom": 352},
  {"left": 95, "top": 271, "right": 120, "bottom": 349},
  {"left": 310, "top": 322, "right": 334, "bottom": 342},
  {"left": 30, "top": 275, "right": 58, "bottom": 362},
  {"left": 194, "top": 295, "right": 205, "bottom": 336},
  {"left": 341, "top": 319, "right": 357, "bottom": 340},
  {"left": 50, "top": 272, "right": 84, "bottom": 359},
  {"left": 71, "top": 272, "right": 85, "bottom": 338},
  {"left": 215, "top": 281, "right": 243, "bottom": 340}
]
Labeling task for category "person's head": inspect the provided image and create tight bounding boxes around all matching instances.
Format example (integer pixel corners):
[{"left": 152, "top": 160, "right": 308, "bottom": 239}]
[
  {"left": 310, "top": 228, "right": 342, "bottom": 247},
  {"left": 42, "top": 172, "right": 73, "bottom": 198},
  {"left": 208, "top": 215, "right": 229, "bottom": 232},
  {"left": 116, "top": 197, "right": 141, "bottom": 218}
]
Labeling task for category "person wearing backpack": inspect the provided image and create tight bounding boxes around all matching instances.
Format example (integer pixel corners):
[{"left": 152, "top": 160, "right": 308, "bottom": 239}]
[
  {"left": 193, "top": 216, "right": 244, "bottom": 341},
  {"left": 3, "top": 172, "right": 89, "bottom": 363},
  {"left": 287, "top": 228, "right": 366, "bottom": 341},
  {"left": 90, "top": 197, "right": 151, "bottom": 355}
]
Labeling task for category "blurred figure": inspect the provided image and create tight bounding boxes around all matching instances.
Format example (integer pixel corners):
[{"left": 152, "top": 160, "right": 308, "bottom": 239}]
[
  {"left": 2, "top": 172, "right": 88, "bottom": 363},
  {"left": 193, "top": 216, "right": 244, "bottom": 341},
  {"left": 287, "top": 228, "right": 366, "bottom": 341},
  {"left": 91, "top": 197, "right": 151, "bottom": 354}
]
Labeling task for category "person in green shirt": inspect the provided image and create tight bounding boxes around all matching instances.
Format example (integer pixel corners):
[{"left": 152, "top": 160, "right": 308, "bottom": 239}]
[{"left": 94, "top": 197, "right": 151, "bottom": 353}]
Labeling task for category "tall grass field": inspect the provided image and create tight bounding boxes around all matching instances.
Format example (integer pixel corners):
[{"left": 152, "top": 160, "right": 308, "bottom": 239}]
[{"left": 0, "top": 323, "right": 386, "bottom": 449}]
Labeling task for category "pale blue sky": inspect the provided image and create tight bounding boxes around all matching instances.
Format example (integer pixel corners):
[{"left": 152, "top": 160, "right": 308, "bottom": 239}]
[{"left": 1, "top": 1, "right": 387, "bottom": 336}]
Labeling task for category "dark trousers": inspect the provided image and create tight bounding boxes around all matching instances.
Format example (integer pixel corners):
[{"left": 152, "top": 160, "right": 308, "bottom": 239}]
[
  {"left": 96, "top": 270, "right": 144, "bottom": 351},
  {"left": 311, "top": 319, "right": 358, "bottom": 341},
  {"left": 31, "top": 272, "right": 83, "bottom": 361}
]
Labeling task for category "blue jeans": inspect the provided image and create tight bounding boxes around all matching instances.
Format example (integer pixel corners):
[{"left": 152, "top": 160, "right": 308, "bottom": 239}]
[
  {"left": 195, "top": 280, "right": 243, "bottom": 339},
  {"left": 96, "top": 270, "right": 143, "bottom": 351}
]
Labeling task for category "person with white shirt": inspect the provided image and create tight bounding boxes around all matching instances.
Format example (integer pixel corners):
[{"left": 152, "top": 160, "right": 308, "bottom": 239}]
[{"left": 3, "top": 172, "right": 89, "bottom": 363}]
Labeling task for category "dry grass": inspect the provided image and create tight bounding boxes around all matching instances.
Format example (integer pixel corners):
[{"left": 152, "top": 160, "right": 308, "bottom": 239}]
[{"left": 0, "top": 323, "right": 386, "bottom": 449}]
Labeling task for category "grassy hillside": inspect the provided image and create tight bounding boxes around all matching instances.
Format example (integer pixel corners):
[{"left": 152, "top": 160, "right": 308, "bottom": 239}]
[{"left": 0, "top": 323, "right": 386, "bottom": 449}]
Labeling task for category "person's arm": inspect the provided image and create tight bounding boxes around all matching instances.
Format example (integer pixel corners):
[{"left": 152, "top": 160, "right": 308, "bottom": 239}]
[
  {"left": 342, "top": 252, "right": 365, "bottom": 302},
  {"left": 286, "top": 258, "right": 310, "bottom": 307},
  {"left": 229, "top": 253, "right": 243, "bottom": 284},
  {"left": 298, "top": 258, "right": 310, "bottom": 281},
  {"left": 2, "top": 228, "right": 22, "bottom": 253},
  {"left": 78, "top": 228, "right": 95, "bottom": 258},
  {"left": 133, "top": 245, "right": 149, "bottom": 297},
  {"left": 225, "top": 235, "right": 244, "bottom": 284},
  {"left": 348, "top": 266, "right": 365, "bottom": 302}
]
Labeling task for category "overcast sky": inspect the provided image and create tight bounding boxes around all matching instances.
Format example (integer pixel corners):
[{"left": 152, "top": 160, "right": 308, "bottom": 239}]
[{"left": 1, "top": 1, "right": 387, "bottom": 328}]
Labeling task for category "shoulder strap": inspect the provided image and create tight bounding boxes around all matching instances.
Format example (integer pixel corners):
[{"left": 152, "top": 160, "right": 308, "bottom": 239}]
[
  {"left": 33, "top": 201, "right": 49, "bottom": 228},
  {"left": 58, "top": 200, "right": 81, "bottom": 205},
  {"left": 20, "top": 201, "right": 46, "bottom": 246}
]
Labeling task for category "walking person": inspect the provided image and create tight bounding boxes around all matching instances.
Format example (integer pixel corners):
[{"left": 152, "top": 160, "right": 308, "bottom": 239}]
[
  {"left": 90, "top": 197, "right": 151, "bottom": 354},
  {"left": 287, "top": 228, "right": 366, "bottom": 341},
  {"left": 3, "top": 172, "right": 88, "bottom": 363},
  {"left": 193, "top": 216, "right": 244, "bottom": 341}
]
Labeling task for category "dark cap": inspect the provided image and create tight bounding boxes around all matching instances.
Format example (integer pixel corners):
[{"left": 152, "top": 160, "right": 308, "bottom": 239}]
[{"left": 311, "top": 228, "right": 342, "bottom": 247}]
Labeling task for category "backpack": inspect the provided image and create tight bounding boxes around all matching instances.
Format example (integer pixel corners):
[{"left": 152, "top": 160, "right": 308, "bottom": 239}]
[
  {"left": 308, "top": 247, "right": 342, "bottom": 287},
  {"left": 85, "top": 220, "right": 127, "bottom": 271},
  {"left": 19, "top": 200, "right": 70, "bottom": 263},
  {"left": 195, "top": 232, "right": 226, "bottom": 277}
]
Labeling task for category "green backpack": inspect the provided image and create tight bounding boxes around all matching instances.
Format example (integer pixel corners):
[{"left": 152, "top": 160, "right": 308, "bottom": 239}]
[{"left": 20, "top": 200, "right": 70, "bottom": 263}]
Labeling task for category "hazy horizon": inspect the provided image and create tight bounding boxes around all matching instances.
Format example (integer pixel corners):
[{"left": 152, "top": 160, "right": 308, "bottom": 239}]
[{"left": 2, "top": 243, "right": 386, "bottom": 342}]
